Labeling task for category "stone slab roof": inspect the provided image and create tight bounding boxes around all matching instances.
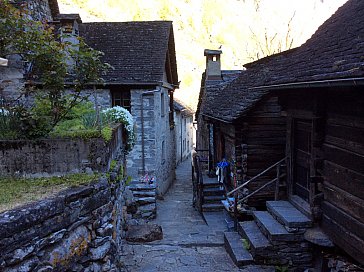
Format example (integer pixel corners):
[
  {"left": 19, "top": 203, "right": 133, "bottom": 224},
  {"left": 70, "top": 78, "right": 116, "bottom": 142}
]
[
  {"left": 201, "top": 0, "right": 364, "bottom": 122},
  {"left": 174, "top": 99, "right": 194, "bottom": 116},
  {"left": 196, "top": 70, "right": 243, "bottom": 121},
  {"left": 79, "top": 21, "right": 178, "bottom": 86}
]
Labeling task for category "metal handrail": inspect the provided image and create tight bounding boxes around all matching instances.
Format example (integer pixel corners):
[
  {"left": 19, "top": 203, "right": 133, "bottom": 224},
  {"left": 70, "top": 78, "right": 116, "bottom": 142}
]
[
  {"left": 237, "top": 173, "right": 286, "bottom": 204},
  {"left": 227, "top": 157, "right": 287, "bottom": 196}
]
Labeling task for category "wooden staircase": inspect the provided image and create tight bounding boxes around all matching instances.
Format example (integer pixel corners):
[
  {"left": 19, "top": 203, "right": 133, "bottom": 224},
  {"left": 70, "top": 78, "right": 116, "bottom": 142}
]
[
  {"left": 224, "top": 200, "right": 314, "bottom": 271},
  {"left": 201, "top": 181, "right": 225, "bottom": 211}
]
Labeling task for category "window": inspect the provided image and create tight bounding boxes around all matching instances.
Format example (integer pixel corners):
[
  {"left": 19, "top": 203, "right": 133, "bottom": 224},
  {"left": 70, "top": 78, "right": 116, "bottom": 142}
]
[
  {"left": 111, "top": 87, "right": 131, "bottom": 112},
  {"left": 161, "top": 93, "right": 165, "bottom": 117}
]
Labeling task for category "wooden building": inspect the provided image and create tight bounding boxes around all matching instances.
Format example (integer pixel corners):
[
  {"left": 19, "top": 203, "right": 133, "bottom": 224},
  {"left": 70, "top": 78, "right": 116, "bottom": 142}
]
[
  {"left": 198, "top": 0, "right": 364, "bottom": 265},
  {"left": 196, "top": 50, "right": 286, "bottom": 206},
  {"left": 232, "top": 0, "right": 363, "bottom": 264}
]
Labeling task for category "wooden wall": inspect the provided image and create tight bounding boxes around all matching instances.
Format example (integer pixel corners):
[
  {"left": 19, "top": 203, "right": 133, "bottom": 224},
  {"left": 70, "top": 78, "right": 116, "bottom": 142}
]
[
  {"left": 236, "top": 96, "right": 286, "bottom": 206},
  {"left": 321, "top": 90, "right": 364, "bottom": 264}
]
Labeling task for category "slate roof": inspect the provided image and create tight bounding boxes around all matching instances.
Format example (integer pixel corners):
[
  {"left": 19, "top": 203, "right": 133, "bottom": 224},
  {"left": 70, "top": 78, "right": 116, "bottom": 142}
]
[
  {"left": 79, "top": 21, "right": 178, "bottom": 85},
  {"left": 196, "top": 70, "right": 243, "bottom": 121},
  {"left": 174, "top": 99, "right": 194, "bottom": 116},
  {"left": 200, "top": 0, "right": 364, "bottom": 122}
]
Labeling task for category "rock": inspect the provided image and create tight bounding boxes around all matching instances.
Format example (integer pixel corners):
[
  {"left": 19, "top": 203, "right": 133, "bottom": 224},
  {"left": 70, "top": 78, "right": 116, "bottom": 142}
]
[
  {"left": 96, "top": 223, "right": 113, "bottom": 237},
  {"left": 90, "top": 241, "right": 111, "bottom": 260},
  {"left": 5, "top": 244, "right": 35, "bottom": 265},
  {"left": 135, "top": 197, "right": 155, "bottom": 205},
  {"left": 4, "top": 257, "right": 39, "bottom": 272},
  {"left": 47, "top": 226, "right": 90, "bottom": 267},
  {"left": 126, "top": 224, "right": 163, "bottom": 242},
  {"left": 35, "top": 265, "right": 54, "bottom": 272},
  {"left": 304, "top": 227, "right": 334, "bottom": 247}
]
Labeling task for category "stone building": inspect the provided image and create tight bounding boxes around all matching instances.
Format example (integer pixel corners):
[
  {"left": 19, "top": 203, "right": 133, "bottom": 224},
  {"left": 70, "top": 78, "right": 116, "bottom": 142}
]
[
  {"left": 1, "top": 0, "right": 180, "bottom": 196},
  {"left": 79, "top": 21, "right": 179, "bottom": 196},
  {"left": 174, "top": 99, "right": 194, "bottom": 165}
]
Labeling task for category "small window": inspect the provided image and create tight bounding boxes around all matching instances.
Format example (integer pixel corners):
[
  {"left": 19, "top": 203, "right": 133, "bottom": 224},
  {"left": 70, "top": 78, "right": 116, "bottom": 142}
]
[
  {"left": 212, "top": 56, "right": 217, "bottom": 61},
  {"left": 111, "top": 88, "right": 131, "bottom": 112}
]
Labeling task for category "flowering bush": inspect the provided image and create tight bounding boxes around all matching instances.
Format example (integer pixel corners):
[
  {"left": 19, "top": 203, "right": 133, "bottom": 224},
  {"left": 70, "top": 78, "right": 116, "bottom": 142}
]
[{"left": 102, "top": 106, "right": 135, "bottom": 152}]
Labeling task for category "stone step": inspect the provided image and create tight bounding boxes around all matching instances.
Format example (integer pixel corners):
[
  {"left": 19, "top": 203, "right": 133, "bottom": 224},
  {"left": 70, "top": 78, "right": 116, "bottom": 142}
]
[
  {"left": 128, "top": 183, "right": 156, "bottom": 191},
  {"left": 132, "top": 191, "right": 156, "bottom": 197},
  {"left": 238, "top": 221, "right": 272, "bottom": 259},
  {"left": 224, "top": 232, "right": 254, "bottom": 267},
  {"left": 203, "top": 195, "right": 225, "bottom": 203},
  {"left": 203, "top": 187, "right": 225, "bottom": 196},
  {"left": 202, "top": 203, "right": 224, "bottom": 211},
  {"left": 253, "top": 211, "right": 303, "bottom": 242},
  {"left": 203, "top": 182, "right": 223, "bottom": 188},
  {"left": 135, "top": 197, "right": 156, "bottom": 205},
  {"left": 267, "top": 201, "right": 312, "bottom": 229}
]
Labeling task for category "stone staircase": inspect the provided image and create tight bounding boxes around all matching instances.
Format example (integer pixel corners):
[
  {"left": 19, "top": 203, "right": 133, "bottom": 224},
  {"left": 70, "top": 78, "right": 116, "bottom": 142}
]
[
  {"left": 128, "top": 183, "right": 156, "bottom": 220},
  {"left": 224, "top": 200, "right": 313, "bottom": 271},
  {"left": 202, "top": 182, "right": 225, "bottom": 211}
]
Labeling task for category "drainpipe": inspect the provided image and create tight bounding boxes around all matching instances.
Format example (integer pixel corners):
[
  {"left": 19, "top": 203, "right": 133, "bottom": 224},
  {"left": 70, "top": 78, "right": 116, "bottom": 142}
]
[
  {"left": 180, "top": 115, "right": 183, "bottom": 162},
  {"left": 140, "top": 88, "right": 160, "bottom": 174}
]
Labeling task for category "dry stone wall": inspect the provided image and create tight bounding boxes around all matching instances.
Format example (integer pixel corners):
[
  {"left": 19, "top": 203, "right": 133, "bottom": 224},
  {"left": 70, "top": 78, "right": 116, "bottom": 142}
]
[
  {"left": 0, "top": 125, "right": 124, "bottom": 177},
  {"left": 0, "top": 165, "right": 127, "bottom": 271}
]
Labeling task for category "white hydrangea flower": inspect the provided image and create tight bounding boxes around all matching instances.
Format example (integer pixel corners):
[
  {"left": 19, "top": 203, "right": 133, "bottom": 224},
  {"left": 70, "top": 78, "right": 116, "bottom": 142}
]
[{"left": 102, "top": 106, "right": 135, "bottom": 151}]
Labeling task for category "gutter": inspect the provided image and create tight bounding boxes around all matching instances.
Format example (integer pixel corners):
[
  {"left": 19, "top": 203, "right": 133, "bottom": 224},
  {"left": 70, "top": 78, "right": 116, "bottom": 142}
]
[
  {"left": 201, "top": 113, "right": 233, "bottom": 124},
  {"left": 251, "top": 77, "right": 364, "bottom": 91}
]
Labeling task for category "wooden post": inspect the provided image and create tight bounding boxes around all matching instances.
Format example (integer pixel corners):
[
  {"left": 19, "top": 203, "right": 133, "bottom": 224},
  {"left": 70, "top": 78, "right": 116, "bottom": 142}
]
[{"left": 275, "top": 163, "right": 281, "bottom": 200}]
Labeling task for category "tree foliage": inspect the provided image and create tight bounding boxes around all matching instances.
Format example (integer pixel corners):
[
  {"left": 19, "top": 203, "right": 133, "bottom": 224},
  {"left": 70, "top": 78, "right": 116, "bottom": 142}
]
[{"left": 0, "top": 0, "right": 110, "bottom": 138}]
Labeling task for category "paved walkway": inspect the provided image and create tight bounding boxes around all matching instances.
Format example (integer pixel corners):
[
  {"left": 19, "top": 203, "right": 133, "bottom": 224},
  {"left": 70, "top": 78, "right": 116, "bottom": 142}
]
[{"left": 121, "top": 159, "right": 274, "bottom": 272}]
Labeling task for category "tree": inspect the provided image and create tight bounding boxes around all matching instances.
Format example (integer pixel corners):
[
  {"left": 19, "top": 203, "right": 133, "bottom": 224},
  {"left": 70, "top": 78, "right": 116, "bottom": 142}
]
[
  {"left": 246, "top": 11, "right": 296, "bottom": 61},
  {"left": 0, "top": 0, "right": 110, "bottom": 138}
]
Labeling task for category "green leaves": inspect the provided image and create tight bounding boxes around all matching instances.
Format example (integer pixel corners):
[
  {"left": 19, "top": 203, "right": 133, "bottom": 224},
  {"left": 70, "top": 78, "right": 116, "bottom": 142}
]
[{"left": 0, "top": 1, "right": 110, "bottom": 139}]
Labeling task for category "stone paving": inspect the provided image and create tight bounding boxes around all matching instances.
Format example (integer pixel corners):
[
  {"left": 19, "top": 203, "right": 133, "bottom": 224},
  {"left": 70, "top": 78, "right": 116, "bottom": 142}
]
[{"left": 121, "top": 159, "right": 275, "bottom": 272}]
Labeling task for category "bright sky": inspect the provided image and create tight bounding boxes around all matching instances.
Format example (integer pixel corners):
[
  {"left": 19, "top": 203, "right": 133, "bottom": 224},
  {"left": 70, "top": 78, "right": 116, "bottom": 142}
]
[{"left": 59, "top": 0, "right": 349, "bottom": 109}]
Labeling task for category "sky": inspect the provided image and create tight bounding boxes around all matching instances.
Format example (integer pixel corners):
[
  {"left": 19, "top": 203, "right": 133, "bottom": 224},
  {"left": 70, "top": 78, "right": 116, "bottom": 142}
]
[{"left": 58, "top": 0, "right": 349, "bottom": 109}]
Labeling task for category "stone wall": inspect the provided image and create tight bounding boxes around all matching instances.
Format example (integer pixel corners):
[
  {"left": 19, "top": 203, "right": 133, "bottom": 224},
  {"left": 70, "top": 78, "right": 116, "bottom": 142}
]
[
  {"left": 0, "top": 0, "right": 55, "bottom": 103},
  {"left": 0, "top": 125, "right": 124, "bottom": 177},
  {"left": 0, "top": 168, "right": 127, "bottom": 271}
]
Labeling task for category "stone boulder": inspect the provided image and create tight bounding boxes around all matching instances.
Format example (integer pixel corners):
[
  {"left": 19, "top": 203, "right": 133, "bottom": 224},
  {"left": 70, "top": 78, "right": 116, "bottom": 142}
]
[{"left": 126, "top": 224, "right": 163, "bottom": 243}]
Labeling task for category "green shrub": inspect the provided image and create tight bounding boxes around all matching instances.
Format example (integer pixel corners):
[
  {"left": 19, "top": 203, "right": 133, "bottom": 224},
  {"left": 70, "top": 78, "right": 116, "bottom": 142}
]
[{"left": 101, "top": 126, "right": 113, "bottom": 142}]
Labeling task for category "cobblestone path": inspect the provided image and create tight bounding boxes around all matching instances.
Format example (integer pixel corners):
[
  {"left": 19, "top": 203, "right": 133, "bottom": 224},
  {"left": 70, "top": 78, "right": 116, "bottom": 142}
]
[{"left": 121, "top": 159, "right": 274, "bottom": 272}]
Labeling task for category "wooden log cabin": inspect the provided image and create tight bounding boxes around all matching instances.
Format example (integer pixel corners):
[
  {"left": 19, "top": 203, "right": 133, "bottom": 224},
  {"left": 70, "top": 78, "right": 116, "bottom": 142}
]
[
  {"left": 196, "top": 50, "right": 286, "bottom": 207},
  {"left": 240, "top": 0, "right": 364, "bottom": 264},
  {"left": 198, "top": 0, "right": 364, "bottom": 265}
]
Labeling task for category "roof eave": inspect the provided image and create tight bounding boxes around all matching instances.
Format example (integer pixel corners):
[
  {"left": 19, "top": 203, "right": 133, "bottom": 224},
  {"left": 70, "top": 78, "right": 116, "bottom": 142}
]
[
  {"left": 201, "top": 113, "right": 233, "bottom": 124},
  {"left": 251, "top": 77, "right": 364, "bottom": 91}
]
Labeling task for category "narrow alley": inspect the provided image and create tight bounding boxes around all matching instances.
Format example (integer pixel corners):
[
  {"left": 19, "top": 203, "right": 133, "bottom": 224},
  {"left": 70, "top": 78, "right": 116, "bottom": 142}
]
[{"left": 121, "top": 159, "right": 275, "bottom": 272}]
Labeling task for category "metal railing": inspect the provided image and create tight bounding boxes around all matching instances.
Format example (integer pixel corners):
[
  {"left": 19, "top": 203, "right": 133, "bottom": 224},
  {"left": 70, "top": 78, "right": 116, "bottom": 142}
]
[
  {"left": 192, "top": 153, "right": 204, "bottom": 214},
  {"left": 226, "top": 157, "right": 287, "bottom": 229}
]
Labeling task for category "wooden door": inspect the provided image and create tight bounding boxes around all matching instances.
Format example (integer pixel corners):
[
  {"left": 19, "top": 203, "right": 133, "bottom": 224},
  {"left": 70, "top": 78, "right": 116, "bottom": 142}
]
[{"left": 293, "top": 119, "right": 312, "bottom": 202}]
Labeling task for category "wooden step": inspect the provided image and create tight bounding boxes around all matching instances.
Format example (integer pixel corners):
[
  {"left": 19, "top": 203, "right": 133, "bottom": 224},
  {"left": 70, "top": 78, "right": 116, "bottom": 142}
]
[
  {"left": 253, "top": 211, "right": 303, "bottom": 242},
  {"left": 203, "top": 187, "right": 225, "bottom": 196},
  {"left": 266, "top": 201, "right": 312, "bottom": 229},
  {"left": 203, "top": 195, "right": 225, "bottom": 203},
  {"left": 202, "top": 203, "right": 224, "bottom": 211},
  {"left": 224, "top": 232, "right": 254, "bottom": 267},
  {"left": 203, "top": 182, "right": 223, "bottom": 188}
]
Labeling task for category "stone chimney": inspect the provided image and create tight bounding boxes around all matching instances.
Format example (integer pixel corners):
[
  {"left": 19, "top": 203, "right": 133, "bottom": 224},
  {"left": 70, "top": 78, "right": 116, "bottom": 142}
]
[
  {"left": 204, "top": 49, "right": 222, "bottom": 81},
  {"left": 57, "top": 14, "right": 82, "bottom": 46},
  {"left": 56, "top": 14, "right": 82, "bottom": 69}
]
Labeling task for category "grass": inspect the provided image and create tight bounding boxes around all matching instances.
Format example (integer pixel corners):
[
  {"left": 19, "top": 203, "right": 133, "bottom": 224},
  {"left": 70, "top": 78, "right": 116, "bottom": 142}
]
[{"left": 0, "top": 173, "right": 99, "bottom": 213}]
